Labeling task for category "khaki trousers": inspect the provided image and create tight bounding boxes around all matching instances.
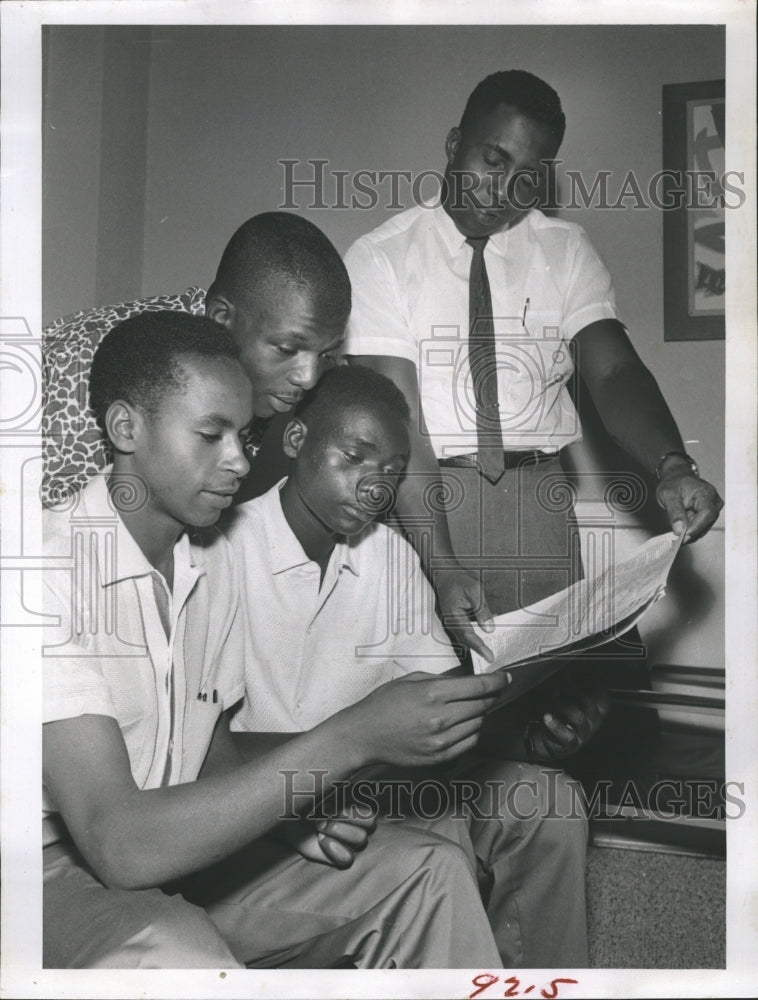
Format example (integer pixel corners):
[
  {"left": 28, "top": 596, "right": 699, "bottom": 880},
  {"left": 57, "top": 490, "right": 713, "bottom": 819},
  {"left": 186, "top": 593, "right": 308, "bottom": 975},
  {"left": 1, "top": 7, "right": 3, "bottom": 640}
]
[{"left": 43, "top": 818, "right": 501, "bottom": 969}]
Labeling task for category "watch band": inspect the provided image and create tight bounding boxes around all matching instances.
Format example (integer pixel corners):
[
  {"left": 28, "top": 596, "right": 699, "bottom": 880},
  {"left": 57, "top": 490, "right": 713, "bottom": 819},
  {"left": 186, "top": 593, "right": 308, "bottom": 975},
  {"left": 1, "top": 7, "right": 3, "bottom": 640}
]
[{"left": 654, "top": 450, "right": 699, "bottom": 482}]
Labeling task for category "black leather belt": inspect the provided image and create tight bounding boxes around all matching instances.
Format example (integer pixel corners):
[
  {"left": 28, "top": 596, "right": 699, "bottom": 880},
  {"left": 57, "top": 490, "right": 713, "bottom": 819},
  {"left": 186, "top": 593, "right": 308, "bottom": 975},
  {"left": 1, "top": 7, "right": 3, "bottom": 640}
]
[{"left": 438, "top": 450, "right": 558, "bottom": 471}]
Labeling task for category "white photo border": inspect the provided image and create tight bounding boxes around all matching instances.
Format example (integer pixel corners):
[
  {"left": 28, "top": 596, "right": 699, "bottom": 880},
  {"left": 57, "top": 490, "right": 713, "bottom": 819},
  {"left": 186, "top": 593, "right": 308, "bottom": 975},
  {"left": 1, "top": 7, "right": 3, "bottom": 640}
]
[{"left": 1, "top": 1, "right": 755, "bottom": 998}]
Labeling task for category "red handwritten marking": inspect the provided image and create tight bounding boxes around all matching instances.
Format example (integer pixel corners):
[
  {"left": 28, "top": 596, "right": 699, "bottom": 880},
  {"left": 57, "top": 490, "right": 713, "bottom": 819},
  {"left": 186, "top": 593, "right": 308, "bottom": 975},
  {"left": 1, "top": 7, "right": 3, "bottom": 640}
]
[
  {"left": 469, "top": 974, "right": 580, "bottom": 999},
  {"left": 541, "top": 978, "right": 579, "bottom": 999},
  {"left": 469, "top": 973, "right": 500, "bottom": 999}
]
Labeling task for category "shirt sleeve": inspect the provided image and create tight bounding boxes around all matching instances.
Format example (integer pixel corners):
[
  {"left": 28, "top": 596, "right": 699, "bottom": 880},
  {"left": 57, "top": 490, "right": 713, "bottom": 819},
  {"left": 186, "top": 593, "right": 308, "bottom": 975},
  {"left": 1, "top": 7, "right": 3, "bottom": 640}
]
[
  {"left": 42, "top": 575, "right": 119, "bottom": 728},
  {"left": 41, "top": 552, "right": 120, "bottom": 724},
  {"left": 343, "top": 238, "right": 417, "bottom": 364},
  {"left": 43, "top": 651, "right": 119, "bottom": 725},
  {"left": 560, "top": 225, "right": 619, "bottom": 340}
]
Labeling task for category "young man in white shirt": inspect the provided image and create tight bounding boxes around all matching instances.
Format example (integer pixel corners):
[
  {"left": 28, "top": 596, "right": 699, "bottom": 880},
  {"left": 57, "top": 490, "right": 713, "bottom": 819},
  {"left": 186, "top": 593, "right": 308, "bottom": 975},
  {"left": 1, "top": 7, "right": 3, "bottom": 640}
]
[
  {"left": 42, "top": 310, "right": 511, "bottom": 969},
  {"left": 225, "top": 364, "right": 601, "bottom": 967}
]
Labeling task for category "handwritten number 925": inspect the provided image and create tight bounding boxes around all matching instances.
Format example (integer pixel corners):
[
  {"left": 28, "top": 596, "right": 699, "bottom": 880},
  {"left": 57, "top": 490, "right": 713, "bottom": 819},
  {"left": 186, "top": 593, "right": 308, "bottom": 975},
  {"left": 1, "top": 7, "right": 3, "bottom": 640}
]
[{"left": 469, "top": 974, "right": 579, "bottom": 999}]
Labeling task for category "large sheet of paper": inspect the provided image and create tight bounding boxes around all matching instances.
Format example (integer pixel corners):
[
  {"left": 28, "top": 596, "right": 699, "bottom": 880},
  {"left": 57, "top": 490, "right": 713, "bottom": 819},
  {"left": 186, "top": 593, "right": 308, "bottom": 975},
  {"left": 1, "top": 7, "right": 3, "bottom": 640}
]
[{"left": 471, "top": 532, "right": 685, "bottom": 696}]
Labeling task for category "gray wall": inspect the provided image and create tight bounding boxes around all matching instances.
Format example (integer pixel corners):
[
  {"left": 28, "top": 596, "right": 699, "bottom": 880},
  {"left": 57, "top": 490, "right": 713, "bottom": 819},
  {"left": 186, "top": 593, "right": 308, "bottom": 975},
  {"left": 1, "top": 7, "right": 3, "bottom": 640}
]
[{"left": 43, "top": 24, "right": 726, "bottom": 669}]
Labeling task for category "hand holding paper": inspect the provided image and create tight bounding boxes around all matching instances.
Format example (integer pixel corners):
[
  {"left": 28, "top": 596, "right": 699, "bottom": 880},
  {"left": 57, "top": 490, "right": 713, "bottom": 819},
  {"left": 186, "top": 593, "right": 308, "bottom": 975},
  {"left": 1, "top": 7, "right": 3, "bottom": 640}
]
[{"left": 470, "top": 532, "right": 685, "bottom": 702}]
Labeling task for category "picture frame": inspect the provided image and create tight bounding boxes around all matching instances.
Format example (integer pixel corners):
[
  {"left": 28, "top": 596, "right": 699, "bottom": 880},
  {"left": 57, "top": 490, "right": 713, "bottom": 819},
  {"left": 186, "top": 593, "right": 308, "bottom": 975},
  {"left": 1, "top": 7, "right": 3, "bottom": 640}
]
[{"left": 662, "top": 79, "right": 726, "bottom": 341}]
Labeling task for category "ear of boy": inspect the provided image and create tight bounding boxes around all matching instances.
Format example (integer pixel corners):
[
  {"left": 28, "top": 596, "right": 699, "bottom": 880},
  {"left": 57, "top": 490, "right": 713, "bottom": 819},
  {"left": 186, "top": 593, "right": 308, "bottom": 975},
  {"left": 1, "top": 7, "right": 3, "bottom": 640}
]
[
  {"left": 282, "top": 417, "right": 307, "bottom": 459},
  {"left": 205, "top": 292, "right": 234, "bottom": 330},
  {"left": 445, "top": 125, "right": 462, "bottom": 164},
  {"left": 105, "top": 400, "right": 142, "bottom": 454}
]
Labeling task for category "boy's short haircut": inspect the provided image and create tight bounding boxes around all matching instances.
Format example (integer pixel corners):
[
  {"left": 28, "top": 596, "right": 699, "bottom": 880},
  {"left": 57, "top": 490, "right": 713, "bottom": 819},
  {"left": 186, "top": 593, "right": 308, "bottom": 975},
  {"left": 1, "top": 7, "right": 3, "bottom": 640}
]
[
  {"left": 460, "top": 69, "right": 565, "bottom": 147},
  {"left": 89, "top": 310, "right": 240, "bottom": 429},
  {"left": 209, "top": 211, "right": 351, "bottom": 325},
  {"left": 294, "top": 363, "right": 411, "bottom": 436}
]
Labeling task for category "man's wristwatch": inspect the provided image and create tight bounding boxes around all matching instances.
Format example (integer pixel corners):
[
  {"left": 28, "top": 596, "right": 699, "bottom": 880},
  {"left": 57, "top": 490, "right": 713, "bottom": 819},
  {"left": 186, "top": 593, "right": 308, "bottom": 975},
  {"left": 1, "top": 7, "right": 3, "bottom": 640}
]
[{"left": 654, "top": 450, "right": 699, "bottom": 482}]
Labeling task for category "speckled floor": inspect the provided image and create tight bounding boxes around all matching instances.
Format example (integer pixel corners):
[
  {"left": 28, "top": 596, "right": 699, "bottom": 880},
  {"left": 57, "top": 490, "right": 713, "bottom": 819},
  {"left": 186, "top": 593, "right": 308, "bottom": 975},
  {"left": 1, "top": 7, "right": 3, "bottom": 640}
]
[{"left": 586, "top": 845, "right": 726, "bottom": 968}]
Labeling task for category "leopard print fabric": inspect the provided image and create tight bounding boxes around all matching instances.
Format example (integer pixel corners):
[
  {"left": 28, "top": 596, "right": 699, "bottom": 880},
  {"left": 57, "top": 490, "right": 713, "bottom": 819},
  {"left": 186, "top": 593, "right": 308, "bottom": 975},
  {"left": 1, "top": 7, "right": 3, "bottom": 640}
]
[{"left": 42, "top": 288, "right": 207, "bottom": 508}]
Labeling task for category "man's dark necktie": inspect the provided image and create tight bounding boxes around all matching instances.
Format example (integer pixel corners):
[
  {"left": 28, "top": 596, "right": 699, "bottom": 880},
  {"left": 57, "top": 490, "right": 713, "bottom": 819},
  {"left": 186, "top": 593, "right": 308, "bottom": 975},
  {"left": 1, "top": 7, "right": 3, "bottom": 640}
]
[{"left": 466, "top": 236, "right": 505, "bottom": 482}]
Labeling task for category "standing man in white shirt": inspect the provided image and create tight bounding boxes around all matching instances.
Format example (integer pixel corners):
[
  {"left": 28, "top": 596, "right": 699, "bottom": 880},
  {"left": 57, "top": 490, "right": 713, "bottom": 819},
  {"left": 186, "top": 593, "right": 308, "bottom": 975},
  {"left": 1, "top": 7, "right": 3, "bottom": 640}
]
[{"left": 344, "top": 70, "right": 723, "bottom": 712}]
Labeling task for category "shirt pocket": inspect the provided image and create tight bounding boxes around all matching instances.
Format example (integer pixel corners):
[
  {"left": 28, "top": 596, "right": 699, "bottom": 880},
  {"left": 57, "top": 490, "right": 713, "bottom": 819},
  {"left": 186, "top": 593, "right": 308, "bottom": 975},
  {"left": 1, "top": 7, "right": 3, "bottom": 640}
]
[{"left": 519, "top": 311, "right": 574, "bottom": 390}]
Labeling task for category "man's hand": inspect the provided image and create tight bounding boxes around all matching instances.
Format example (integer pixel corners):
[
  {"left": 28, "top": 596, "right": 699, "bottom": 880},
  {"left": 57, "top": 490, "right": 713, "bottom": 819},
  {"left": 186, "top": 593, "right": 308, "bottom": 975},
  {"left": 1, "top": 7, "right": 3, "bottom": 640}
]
[
  {"left": 524, "top": 686, "right": 610, "bottom": 763},
  {"left": 434, "top": 564, "right": 495, "bottom": 662},
  {"left": 339, "top": 669, "right": 511, "bottom": 769},
  {"left": 656, "top": 470, "right": 724, "bottom": 543},
  {"left": 273, "top": 811, "right": 377, "bottom": 869},
  {"left": 573, "top": 320, "right": 724, "bottom": 546}
]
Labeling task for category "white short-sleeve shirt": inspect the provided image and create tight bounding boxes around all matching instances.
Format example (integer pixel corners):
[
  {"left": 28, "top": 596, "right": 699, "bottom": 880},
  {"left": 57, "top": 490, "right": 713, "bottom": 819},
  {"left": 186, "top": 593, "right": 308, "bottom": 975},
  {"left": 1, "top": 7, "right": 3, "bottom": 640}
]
[
  {"left": 43, "top": 471, "right": 246, "bottom": 844},
  {"left": 343, "top": 205, "right": 619, "bottom": 456},
  {"left": 223, "top": 481, "right": 458, "bottom": 733}
]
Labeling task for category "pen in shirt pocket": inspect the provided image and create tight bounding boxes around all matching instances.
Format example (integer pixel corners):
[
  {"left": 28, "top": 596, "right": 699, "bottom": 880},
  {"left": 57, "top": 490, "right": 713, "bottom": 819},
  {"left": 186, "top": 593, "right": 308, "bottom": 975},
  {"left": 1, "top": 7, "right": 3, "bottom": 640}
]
[
  {"left": 197, "top": 688, "right": 219, "bottom": 703},
  {"left": 521, "top": 297, "right": 531, "bottom": 327}
]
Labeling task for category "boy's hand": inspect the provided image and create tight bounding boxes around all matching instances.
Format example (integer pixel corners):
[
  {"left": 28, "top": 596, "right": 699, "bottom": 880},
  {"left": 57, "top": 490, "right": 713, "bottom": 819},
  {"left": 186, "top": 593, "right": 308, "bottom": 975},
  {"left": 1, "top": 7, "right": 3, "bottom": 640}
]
[
  {"left": 274, "top": 812, "right": 377, "bottom": 868},
  {"left": 345, "top": 669, "right": 510, "bottom": 768},
  {"left": 434, "top": 565, "right": 495, "bottom": 662},
  {"left": 524, "top": 687, "right": 610, "bottom": 762}
]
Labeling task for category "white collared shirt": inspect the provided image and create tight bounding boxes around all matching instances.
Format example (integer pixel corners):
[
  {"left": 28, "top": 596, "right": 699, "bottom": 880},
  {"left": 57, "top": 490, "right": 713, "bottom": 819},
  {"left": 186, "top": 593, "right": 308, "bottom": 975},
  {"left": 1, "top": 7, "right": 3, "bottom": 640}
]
[
  {"left": 223, "top": 481, "right": 458, "bottom": 733},
  {"left": 42, "top": 470, "right": 246, "bottom": 844},
  {"left": 343, "top": 204, "right": 619, "bottom": 456}
]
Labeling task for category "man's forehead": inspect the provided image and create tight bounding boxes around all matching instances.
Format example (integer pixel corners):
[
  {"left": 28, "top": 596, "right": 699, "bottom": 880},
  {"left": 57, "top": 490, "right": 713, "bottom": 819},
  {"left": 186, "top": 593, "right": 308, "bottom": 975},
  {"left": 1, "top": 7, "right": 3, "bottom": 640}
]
[
  {"left": 322, "top": 407, "right": 409, "bottom": 451},
  {"left": 467, "top": 102, "right": 556, "bottom": 148},
  {"left": 170, "top": 357, "right": 253, "bottom": 417},
  {"left": 242, "top": 304, "right": 346, "bottom": 347},
  {"left": 284, "top": 327, "right": 345, "bottom": 348},
  {"left": 240, "top": 280, "right": 344, "bottom": 325},
  {"left": 176, "top": 352, "right": 240, "bottom": 381}
]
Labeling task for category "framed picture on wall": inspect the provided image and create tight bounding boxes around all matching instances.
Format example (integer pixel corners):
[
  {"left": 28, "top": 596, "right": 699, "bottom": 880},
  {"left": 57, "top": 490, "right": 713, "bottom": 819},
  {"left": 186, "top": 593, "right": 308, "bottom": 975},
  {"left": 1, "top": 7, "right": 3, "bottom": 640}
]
[{"left": 662, "top": 79, "right": 725, "bottom": 341}]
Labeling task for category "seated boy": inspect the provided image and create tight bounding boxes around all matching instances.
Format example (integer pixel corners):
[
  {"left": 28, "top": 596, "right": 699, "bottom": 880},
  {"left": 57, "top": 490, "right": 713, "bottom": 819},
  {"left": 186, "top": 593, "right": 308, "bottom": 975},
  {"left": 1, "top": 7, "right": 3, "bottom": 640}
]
[
  {"left": 42, "top": 310, "right": 511, "bottom": 969},
  {"left": 223, "top": 364, "right": 603, "bottom": 968}
]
